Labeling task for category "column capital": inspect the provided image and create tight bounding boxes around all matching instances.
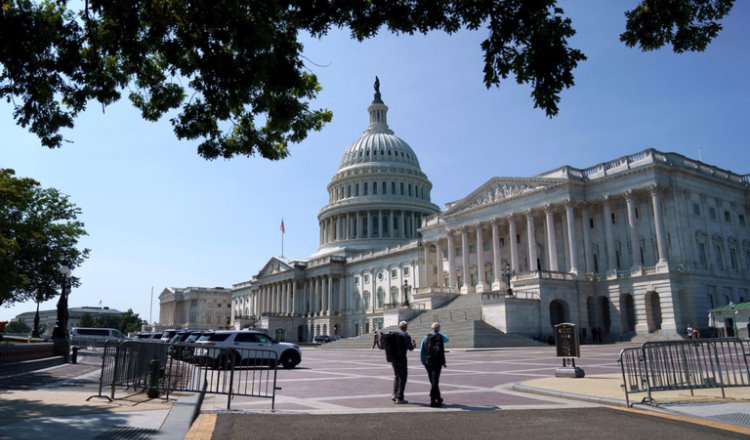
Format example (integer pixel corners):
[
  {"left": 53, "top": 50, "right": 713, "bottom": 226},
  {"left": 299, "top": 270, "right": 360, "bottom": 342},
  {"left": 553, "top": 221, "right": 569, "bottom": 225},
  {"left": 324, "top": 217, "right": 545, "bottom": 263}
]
[
  {"left": 648, "top": 184, "right": 662, "bottom": 195},
  {"left": 544, "top": 203, "right": 555, "bottom": 214},
  {"left": 624, "top": 190, "right": 637, "bottom": 202},
  {"left": 562, "top": 198, "right": 575, "bottom": 208}
]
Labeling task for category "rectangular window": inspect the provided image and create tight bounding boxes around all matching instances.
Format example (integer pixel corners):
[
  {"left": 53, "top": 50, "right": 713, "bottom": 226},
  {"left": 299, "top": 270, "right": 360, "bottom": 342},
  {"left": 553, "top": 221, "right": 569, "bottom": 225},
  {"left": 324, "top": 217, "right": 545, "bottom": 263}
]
[
  {"left": 611, "top": 213, "right": 616, "bottom": 224},
  {"left": 403, "top": 267, "right": 410, "bottom": 276},
  {"left": 400, "top": 182, "right": 404, "bottom": 195},
  {"left": 363, "top": 183, "right": 368, "bottom": 195},
  {"left": 391, "top": 269, "right": 398, "bottom": 277},
  {"left": 698, "top": 243, "right": 708, "bottom": 268},
  {"left": 373, "top": 182, "right": 377, "bottom": 194},
  {"left": 693, "top": 203, "right": 700, "bottom": 216},
  {"left": 483, "top": 241, "right": 491, "bottom": 251},
  {"left": 740, "top": 214, "right": 746, "bottom": 226},
  {"left": 709, "top": 206, "right": 717, "bottom": 220},
  {"left": 442, "top": 250, "right": 448, "bottom": 259},
  {"left": 456, "top": 247, "right": 462, "bottom": 257},
  {"left": 715, "top": 245, "right": 723, "bottom": 270},
  {"left": 391, "top": 182, "right": 396, "bottom": 194},
  {"left": 589, "top": 218, "right": 594, "bottom": 229},
  {"left": 724, "top": 211, "right": 731, "bottom": 223},
  {"left": 469, "top": 244, "right": 476, "bottom": 254},
  {"left": 355, "top": 184, "right": 360, "bottom": 196},
  {"left": 730, "top": 248, "right": 738, "bottom": 271},
  {"left": 408, "top": 184, "right": 412, "bottom": 196},
  {"left": 364, "top": 274, "right": 370, "bottom": 283},
  {"left": 499, "top": 238, "right": 505, "bottom": 247},
  {"left": 382, "top": 182, "right": 387, "bottom": 194}
]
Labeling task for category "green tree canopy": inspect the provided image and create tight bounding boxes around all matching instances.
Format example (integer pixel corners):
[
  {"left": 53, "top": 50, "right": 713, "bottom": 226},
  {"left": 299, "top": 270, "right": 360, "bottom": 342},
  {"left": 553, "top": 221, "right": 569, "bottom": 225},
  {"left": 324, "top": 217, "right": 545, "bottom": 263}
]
[
  {"left": 0, "top": 168, "right": 89, "bottom": 308},
  {"left": 0, "top": 0, "right": 734, "bottom": 160}
]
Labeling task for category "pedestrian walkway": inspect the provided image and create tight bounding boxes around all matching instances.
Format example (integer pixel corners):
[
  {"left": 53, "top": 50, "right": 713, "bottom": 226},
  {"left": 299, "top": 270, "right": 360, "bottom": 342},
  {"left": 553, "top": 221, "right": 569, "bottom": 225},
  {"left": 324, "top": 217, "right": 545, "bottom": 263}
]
[{"left": 0, "top": 344, "right": 748, "bottom": 439}]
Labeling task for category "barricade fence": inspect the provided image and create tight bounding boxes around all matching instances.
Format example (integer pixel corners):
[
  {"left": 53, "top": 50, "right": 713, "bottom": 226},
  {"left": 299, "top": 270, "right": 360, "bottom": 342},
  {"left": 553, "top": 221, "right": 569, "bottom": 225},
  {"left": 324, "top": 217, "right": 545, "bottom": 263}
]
[
  {"left": 619, "top": 338, "right": 750, "bottom": 406},
  {"left": 89, "top": 340, "right": 280, "bottom": 410}
]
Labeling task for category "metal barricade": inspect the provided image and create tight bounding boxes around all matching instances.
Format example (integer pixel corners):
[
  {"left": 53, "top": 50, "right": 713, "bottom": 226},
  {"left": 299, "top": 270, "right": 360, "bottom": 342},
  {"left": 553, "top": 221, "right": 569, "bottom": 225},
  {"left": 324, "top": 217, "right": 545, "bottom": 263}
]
[
  {"left": 92, "top": 340, "right": 281, "bottom": 411},
  {"left": 619, "top": 338, "right": 750, "bottom": 406},
  {"left": 166, "top": 342, "right": 280, "bottom": 410}
]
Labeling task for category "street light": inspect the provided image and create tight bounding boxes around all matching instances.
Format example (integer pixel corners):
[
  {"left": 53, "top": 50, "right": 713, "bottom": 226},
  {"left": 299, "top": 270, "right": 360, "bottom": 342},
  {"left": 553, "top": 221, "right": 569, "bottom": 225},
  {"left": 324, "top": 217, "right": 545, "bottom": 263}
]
[
  {"left": 51, "top": 263, "right": 71, "bottom": 361},
  {"left": 402, "top": 280, "right": 411, "bottom": 307},
  {"left": 503, "top": 263, "right": 513, "bottom": 297}
]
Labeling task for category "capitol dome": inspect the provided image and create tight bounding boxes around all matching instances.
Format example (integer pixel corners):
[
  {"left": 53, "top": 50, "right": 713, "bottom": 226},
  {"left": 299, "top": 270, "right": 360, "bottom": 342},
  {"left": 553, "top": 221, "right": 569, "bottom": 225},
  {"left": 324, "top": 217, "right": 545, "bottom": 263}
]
[{"left": 317, "top": 78, "right": 439, "bottom": 252}]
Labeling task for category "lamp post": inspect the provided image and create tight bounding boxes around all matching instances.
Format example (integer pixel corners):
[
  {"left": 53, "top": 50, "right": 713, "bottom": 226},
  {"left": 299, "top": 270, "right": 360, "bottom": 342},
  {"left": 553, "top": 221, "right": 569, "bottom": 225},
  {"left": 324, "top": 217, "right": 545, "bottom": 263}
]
[
  {"left": 402, "top": 280, "right": 411, "bottom": 307},
  {"left": 51, "top": 263, "right": 71, "bottom": 361},
  {"left": 502, "top": 263, "right": 513, "bottom": 297}
]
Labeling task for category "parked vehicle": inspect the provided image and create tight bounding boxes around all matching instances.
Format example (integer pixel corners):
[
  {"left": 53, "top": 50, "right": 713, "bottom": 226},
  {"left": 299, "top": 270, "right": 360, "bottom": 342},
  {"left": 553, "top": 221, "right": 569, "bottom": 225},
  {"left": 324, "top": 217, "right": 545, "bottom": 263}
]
[
  {"left": 169, "top": 330, "right": 209, "bottom": 361},
  {"left": 193, "top": 330, "right": 302, "bottom": 369},
  {"left": 70, "top": 327, "right": 127, "bottom": 347},
  {"left": 132, "top": 332, "right": 162, "bottom": 340},
  {"left": 160, "top": 329, "right": 178, "bottom": 343},
  {"left": 314, "top": 335, "right": 332, "bottom": 344}
]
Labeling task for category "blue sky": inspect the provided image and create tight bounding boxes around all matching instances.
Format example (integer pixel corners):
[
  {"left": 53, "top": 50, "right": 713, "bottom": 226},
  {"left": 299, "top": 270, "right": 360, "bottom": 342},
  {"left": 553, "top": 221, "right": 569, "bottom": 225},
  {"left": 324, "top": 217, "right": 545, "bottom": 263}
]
[{"left": 2, "top": 1, "right": 748, "bottom": 323}]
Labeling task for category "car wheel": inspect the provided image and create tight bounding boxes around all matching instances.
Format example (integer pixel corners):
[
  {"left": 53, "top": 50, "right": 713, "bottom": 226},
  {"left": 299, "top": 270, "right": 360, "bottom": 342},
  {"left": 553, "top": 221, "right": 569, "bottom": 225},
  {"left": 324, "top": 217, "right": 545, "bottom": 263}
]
[{"left": 280, "top": 351, "right": 300, "bottom": 369}]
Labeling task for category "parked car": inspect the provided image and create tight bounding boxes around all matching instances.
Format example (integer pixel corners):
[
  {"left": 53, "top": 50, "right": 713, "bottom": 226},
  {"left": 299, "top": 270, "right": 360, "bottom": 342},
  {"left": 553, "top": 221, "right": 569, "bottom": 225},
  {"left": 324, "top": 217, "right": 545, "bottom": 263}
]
[
  {"left": 193, "top": 330, "right": 302, "bottom": 369},
  {"left": 132, "top": 332, "right": 162, "bottom": 340},
  {"left": 169, "top": 330, "right": 211, "bottom": 361},
  {"left": 314, "top": 335, "right": 332, "bottom": 344},
  {"left": 70, "top": 327, "right": 127, "bottom": 347},
  {"left": 160, "top": 329, "right": 178, "bottom": 343}
]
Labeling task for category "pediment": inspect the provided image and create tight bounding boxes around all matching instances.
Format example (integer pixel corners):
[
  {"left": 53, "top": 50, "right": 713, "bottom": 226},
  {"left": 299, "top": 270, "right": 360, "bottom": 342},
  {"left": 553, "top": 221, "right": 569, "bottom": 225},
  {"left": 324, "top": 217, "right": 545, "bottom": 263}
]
[
  {"left": 257, "top": 257, "right": 294, "bottom": 278},
  {"left": 444, "top": 177, "right": 563, "bottom": 215}
]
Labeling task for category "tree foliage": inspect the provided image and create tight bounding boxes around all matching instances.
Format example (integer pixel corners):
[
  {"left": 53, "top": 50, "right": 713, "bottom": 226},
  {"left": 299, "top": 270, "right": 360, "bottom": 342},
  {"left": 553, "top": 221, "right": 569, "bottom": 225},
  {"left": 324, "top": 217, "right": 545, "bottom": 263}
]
[
  {"left": 0, "top": 168, "right": 89, "bottom": 308},
  {"left": 77, "top": 309, "right": 145, "bottom": 334},
  {"left": 5, "top": 320, "right": 31, "bottom": 334},
  {"left": 0, "top": 0, "right": 734, "bottom": 160}
]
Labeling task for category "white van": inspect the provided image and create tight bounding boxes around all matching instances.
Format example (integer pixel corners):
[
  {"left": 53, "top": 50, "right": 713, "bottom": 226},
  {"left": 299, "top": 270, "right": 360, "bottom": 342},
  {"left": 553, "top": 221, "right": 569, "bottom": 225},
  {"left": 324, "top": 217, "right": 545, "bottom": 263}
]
[{"left": 70, "top": 327, "right": 127, "bottom": 347}]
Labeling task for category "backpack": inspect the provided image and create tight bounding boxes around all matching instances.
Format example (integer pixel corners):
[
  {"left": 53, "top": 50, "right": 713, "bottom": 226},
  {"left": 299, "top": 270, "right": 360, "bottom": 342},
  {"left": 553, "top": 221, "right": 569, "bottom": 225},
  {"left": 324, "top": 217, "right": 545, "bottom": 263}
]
[
  {"left": 381, "top": 332, "right": 403, "bottom": 363},
  {"left": 425, "top": 333, "right": 445, "bottom": 366}
]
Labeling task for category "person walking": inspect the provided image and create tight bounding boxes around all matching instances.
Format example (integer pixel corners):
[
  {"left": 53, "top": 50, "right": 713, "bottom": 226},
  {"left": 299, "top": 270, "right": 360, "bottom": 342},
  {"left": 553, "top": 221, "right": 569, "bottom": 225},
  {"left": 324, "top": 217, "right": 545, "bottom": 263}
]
[
  {"left": 372, "top": 331, "right": 381, "bottom": 349},
  {"left": 420, "top": 322, "right": 449, "bottom": 408},
  {"left": 388, "top": 320, "right": 415, "bottom": 404}
]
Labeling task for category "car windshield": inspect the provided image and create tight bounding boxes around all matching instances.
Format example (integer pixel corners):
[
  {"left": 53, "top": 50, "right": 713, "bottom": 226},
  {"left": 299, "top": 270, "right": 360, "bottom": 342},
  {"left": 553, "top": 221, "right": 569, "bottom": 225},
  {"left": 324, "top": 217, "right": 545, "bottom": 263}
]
[{"left": 198, "top": 333, "right": 230, "bottom": 342}]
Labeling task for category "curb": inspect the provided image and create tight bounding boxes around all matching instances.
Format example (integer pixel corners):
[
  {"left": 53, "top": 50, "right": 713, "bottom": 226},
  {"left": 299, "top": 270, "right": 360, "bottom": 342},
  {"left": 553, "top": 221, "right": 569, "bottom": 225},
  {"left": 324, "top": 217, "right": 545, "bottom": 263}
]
[{"left": 512, "top": 383, "right": 628, "bottom": 407}]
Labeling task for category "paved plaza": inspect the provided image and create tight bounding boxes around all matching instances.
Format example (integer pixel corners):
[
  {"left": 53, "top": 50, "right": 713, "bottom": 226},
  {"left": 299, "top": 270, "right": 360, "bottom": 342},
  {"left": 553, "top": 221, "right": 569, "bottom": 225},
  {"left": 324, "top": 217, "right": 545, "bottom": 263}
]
[{"left": 1, "top": 344, "right": 749, "bottom": 439}]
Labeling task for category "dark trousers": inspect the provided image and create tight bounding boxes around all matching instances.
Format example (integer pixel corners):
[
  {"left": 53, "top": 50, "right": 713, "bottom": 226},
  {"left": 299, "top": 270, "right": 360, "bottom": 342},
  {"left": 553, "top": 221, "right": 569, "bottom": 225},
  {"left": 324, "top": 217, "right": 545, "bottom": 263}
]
[
  {"left": 425, "top": 363, "right": 443, "bottom": 403},
  {"left": 391, "top": 360, "right": 408, "bottom": 399}
]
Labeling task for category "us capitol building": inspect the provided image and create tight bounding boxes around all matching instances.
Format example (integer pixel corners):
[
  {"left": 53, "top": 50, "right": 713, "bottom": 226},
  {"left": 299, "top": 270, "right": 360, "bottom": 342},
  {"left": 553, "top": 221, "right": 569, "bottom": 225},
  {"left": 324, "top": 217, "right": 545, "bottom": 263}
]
[{"left": 161, "top": 81, "right": 750, "bottom": 344}]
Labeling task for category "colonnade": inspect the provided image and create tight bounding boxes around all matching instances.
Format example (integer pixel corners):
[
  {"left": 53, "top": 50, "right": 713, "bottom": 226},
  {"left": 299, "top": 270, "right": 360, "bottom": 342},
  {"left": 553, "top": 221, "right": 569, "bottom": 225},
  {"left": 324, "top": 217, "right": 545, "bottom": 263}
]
[
  {"left": 244, "top": 275, "right": 342, "bottom": 317},
  {"left": 424, "top": 187, "right": 670, "bottom": 293},
  {"left": 320, "top": 209, "right": 423, "bottom": 245}
]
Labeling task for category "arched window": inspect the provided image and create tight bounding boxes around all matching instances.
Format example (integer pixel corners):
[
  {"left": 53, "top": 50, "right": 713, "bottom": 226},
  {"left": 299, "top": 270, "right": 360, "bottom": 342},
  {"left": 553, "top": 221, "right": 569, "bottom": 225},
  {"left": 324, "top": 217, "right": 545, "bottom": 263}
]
[
  {"left": 377, "top": 287, "right": 385, "bottom": 308},
  {"left": 363, "top": 291, "right": 370, "bottom": 311},
  {"left": 390, "top": 286, "right": 399, "bottom": 305}
]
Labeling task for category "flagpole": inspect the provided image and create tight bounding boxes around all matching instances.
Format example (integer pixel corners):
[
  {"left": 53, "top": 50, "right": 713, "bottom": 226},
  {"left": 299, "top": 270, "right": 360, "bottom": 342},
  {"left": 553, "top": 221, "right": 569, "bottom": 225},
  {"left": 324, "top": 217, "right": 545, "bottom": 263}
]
[{"left": 281, "top": 218, "right": 285, "bottom": 258}]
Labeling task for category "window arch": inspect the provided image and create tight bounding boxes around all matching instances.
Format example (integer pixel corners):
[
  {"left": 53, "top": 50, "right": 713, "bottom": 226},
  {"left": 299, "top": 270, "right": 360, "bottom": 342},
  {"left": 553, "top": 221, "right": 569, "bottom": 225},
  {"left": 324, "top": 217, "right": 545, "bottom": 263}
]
[{"left": 376, "top": 287, "right": 385, "bottom": 308}]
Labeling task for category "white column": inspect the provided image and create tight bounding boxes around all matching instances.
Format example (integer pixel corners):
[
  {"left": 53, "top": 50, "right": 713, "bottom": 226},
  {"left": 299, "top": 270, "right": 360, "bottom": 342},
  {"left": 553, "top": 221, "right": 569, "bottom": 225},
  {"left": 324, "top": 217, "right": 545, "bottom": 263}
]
[
  {"left": 355, "top": 212, "right": 361, "bottom": 239},
  {"left": 564, "top": 200, "right": 579, "bottom": 274},
  {"left": 290, "top": 281, "right": 296, "bottom": 315},
  {"left": 435, "top": 239, "right": 444, "bottom": 287},
  {"left": 544, "top": 204, "right": 559, "bottom": 272},
  {"left": 475, "top": 224, "right": 488, "bottom": 293},
  {"left": 321, "top": 276, "right": 327, "bottom": 315},
  {"left": 390, "top": 211, "right": 395, "bottom": 238},
  {"left": 447, "top": 230, "right": 458, "bottom": 289},
  {"left": 581, "top": 203, "right": 594, "bottom": 273},
  {"left": 461, "top": 228, "right": 471, "bottom": 293},
  {"left": 491, "top": 220, "right": 502, "bottom": 290},
  {"left": 526, "top": 210, "right": 538, "bottom": 272},
  {"left": 400, "top": 211, "right": 406, "bottom": 238},
  {"left": 651, "top": 186, "right": 669, "bottom": 265},
  {"left": 378, "top": 210, "right": 383, "bottom": 238},
  {"left": 423, "top": 244, "right": 431, "bottom": 287},
  {"left": 327, "top": 275, "right": 333, "bottom": 315},
  {"left": 625, "top": 191, "right": 640, "bottom": 269},
  {"left": 602, "top": 196, "right": 617, "bottom": 272},
  {"left": 509, "top": 215, "right": 519, "bottom": 273}
]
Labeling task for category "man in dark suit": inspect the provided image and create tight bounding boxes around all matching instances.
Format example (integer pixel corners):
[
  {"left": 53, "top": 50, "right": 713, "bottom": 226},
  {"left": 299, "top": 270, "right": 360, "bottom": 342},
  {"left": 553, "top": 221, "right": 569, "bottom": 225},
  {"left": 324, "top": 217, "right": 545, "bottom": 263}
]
[{"left": 391, "top": 320, "right": 415, "bottom": 404}]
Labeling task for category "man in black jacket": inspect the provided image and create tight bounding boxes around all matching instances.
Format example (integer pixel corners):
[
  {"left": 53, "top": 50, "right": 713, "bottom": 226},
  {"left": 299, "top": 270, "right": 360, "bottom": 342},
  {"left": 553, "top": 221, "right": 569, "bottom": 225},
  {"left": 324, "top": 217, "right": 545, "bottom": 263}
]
[{"left": 390, "top": 321, "right": 415, "bottom": 404}]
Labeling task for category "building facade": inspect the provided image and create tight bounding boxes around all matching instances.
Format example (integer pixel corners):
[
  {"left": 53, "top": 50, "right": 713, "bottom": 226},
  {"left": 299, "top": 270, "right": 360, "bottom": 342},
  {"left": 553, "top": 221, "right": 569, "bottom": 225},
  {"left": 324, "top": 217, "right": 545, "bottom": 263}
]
[
  {"left": 158, "top": 287, "right": 233, "bottom": 329},
  {"left": 229, "top": 83, "right": 750, "bottom": 344},
  {"left": 13, "top": 306, "right": 122, "bottom": 335}
]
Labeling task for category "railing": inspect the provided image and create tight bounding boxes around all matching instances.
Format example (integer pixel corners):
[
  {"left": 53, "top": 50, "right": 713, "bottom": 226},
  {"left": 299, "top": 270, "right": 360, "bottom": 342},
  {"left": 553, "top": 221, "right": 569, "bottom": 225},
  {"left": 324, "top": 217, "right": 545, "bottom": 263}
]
[
  {"left": 618, "top": 338, "right": 750, "bottom": 407},
  {"left": 90, "top": 340, "right": 281, "bottom": 411},
  {"left": 514, "top": 271, "right": 577, "bottom": 281}
]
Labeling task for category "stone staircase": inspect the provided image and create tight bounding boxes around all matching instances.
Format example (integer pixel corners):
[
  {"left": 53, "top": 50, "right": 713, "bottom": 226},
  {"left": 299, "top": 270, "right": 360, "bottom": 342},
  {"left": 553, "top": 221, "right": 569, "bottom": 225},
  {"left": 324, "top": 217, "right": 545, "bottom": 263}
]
[{"left": 320, "top": 293, "right": 544, "bottom": 349}]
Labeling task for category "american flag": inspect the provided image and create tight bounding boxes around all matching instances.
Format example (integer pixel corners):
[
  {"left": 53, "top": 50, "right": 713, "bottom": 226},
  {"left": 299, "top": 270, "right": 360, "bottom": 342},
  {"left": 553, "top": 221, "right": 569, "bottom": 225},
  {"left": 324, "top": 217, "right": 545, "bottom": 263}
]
[{"left": 280, "top": 219, "right": 285, "bottom": 234}]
